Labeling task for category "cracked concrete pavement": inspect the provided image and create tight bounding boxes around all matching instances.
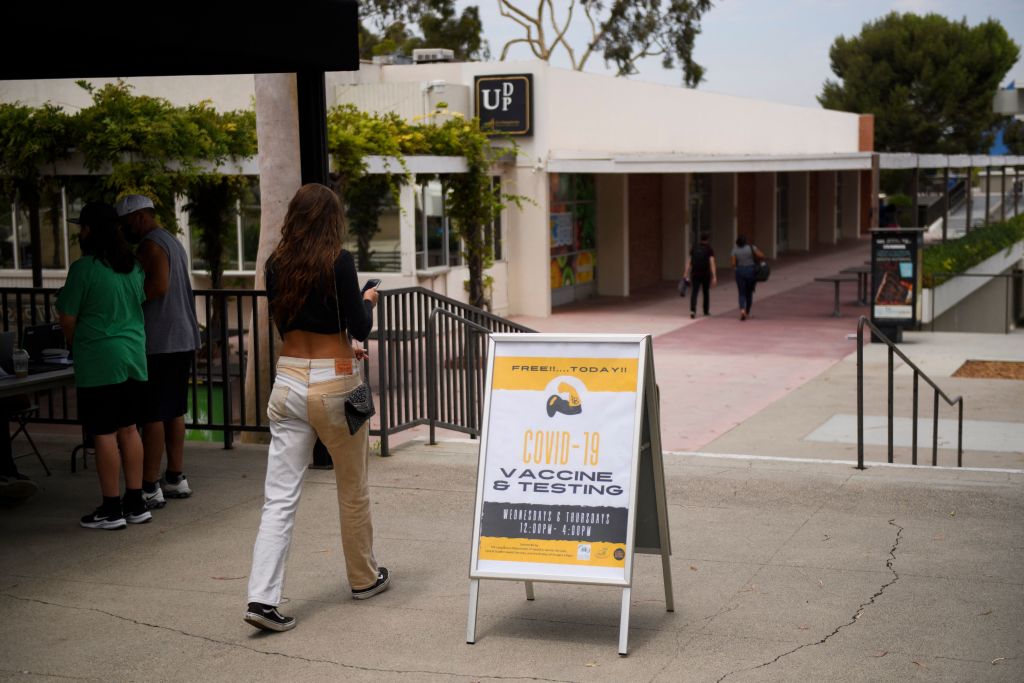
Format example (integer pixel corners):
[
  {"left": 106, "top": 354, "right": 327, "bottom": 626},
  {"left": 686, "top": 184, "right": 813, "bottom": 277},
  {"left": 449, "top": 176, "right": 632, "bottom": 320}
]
[{"left": 2, "top": 435, "right": 1022, "bottom": 682}]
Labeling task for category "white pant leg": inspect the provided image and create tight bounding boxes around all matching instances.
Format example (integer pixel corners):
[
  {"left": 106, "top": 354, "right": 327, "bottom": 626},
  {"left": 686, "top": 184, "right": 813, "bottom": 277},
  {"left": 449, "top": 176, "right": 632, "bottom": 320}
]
[{"left": 247, "top": 373, "right": 316, "bottom": 606}]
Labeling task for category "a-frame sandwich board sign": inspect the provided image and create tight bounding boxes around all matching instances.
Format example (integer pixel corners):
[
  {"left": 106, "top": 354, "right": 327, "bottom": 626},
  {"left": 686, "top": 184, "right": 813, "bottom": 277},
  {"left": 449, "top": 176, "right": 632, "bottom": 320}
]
[{"left": 466, "top": 333, "right": 673, "bottom": 655}]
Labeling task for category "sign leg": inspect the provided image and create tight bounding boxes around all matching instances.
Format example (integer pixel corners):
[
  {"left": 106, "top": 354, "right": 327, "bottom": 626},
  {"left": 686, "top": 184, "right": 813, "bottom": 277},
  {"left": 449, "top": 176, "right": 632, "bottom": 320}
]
[
  {"left": 467, "top": 579, "right": 480, "bottom": 644},
  {"left": 618, "top": 587, "right": 631, "bottom": 656},
  {"left": 524, "top": 581, "right": 535, "bottom": 601},
  {"left": 661, "top": 548, "right": 675, "bottom": 612}
]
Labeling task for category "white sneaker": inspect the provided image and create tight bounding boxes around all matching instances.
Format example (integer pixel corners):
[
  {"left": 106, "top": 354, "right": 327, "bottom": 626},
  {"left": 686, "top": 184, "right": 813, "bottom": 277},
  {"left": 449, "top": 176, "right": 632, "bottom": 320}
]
[
  {"left": 142, "top": 485, "right": 166, "bottom": 509},
  {"left": 162, "top": 475, "right": 192, "bottom": 499}
]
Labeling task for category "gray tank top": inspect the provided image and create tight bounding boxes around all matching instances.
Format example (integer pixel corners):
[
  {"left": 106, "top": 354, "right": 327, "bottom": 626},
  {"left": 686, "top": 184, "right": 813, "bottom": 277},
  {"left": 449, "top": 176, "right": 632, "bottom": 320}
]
[{"left": 142, "top": 228, "right": 201, "bottom": 354}]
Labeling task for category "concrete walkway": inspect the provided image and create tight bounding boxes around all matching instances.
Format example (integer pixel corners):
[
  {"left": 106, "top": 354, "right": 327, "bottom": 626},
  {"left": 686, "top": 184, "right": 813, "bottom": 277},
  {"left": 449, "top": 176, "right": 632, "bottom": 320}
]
[
  {"left": 3, "top": 239, "right": 1023, "bottom": 680},
  {"left": 1, "top": 436, "right": 1022, "bottom": 681}
]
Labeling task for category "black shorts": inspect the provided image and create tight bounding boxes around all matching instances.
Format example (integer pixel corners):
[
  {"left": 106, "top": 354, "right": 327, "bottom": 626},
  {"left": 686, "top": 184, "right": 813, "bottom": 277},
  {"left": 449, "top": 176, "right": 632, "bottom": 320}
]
[
  {"left": 77, "top": 380, "right": 144, "bottom": 436},
  {"left": 141, "top": 351, "right": 194, "bottom": 423}
]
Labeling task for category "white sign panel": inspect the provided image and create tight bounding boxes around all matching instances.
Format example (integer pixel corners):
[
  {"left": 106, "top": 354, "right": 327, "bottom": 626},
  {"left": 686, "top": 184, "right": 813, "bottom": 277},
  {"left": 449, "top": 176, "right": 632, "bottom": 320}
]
[{"left": 470, "top": 336, "right": 646, "bottom": 585}]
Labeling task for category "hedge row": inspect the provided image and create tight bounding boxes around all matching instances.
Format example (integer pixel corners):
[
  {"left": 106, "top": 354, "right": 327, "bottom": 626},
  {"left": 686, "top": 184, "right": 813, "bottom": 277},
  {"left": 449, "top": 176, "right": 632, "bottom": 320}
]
[{"left": 922, "top": 214, "right": 1024, "bottom": 287}]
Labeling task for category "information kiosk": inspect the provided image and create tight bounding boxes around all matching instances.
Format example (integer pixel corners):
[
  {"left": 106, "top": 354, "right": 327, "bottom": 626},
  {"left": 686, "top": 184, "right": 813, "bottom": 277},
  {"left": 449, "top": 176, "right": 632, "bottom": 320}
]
[
  {"left": 466, "top": 333, "right": 673, "bottom": 655},
  {"left": 870, "top": 227, "right": 924, "bottom": 342}
]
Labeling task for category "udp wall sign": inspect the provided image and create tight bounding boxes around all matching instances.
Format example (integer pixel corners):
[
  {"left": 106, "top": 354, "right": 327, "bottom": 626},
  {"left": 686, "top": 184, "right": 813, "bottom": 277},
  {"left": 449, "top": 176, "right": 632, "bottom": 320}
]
[
  {"left": 474, "top": 74, "right": 533, "bottom": 136},
  {"left": 467, "top": 334, "right": 673, "bottom": 655}
]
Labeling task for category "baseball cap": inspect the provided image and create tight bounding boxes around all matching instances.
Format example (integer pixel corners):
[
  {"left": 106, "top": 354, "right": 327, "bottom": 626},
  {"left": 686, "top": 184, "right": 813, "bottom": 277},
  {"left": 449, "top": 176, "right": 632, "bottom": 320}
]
[
  {"left": 114, "top": 194, "right": 155, "bottom": 216},
  {"left": 68, "top": 201, "right": 118, "bottom": 227}
]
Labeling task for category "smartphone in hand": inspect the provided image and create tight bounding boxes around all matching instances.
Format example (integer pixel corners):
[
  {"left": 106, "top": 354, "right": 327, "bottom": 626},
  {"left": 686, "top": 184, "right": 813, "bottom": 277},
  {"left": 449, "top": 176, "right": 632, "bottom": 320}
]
[{"left": 361, "top": 278, "right": 382, "bottom": 293}]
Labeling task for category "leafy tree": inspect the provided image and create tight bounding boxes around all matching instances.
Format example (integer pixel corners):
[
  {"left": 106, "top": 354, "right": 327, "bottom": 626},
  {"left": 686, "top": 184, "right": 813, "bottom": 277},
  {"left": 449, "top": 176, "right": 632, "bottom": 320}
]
[
  {"left": 496, "top": 0, "right": 714, "bottom": 87},
  {"left": 360, "top": 0, "right": 489, "bottom": 61},
  {"left": 819, "top": 12, "right": 1020, "bottom": 153},
  {"left": 0, "top": 103, "right": 73, "bottom": 284},
  {"left": 73, "top": 81, "right": 256, "bottom": 287}
]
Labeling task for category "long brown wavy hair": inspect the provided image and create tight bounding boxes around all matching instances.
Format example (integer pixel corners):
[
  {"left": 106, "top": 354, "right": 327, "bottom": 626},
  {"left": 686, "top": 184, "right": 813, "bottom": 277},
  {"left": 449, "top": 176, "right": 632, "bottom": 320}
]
[{"left": 268, "top": 184, "right": 345, "bottom": 326}]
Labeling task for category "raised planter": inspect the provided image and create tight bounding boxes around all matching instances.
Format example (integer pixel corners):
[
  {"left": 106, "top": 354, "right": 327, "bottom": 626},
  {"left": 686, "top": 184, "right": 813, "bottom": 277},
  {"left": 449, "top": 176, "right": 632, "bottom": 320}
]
[{"left": 920, "top": 239, "right": 1024, "bottom": 323}]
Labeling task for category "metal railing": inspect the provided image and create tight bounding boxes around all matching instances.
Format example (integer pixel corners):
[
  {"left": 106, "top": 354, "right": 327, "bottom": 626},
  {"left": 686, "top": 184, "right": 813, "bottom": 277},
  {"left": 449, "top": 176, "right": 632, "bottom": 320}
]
[
  {"left": 856, "top": 316, "right": 963, "bottom": 469},
  {"left": 3, "top": 285, "right": 534, "bottom": 456},
  {"left": 374, "top": 287, "right": 534, "bottom": 456},
  {"left": 0, "top": 286, "right": 278, "bottom": 448}
]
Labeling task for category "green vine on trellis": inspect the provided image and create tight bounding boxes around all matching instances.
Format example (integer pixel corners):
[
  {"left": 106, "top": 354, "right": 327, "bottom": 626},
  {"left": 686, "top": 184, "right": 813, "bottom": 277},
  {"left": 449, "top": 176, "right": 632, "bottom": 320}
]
[{"left": 326, "top": 103, "right": 527, "bottom": 310}]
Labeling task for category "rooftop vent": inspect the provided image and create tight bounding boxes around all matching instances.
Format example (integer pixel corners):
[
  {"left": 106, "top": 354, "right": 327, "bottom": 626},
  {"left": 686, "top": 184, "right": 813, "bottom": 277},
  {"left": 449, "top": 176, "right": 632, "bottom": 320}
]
[{"left": 412, "top": 48, "right": 455, "bottom": 64}]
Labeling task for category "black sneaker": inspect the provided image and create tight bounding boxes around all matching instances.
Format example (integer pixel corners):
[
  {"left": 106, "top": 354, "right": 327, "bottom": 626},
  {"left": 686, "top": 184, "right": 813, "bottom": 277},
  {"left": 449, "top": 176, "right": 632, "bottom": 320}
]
[
  {"left": 244, "top": 602, "right": 296, "bottom": 632},
  {"left": 80, "top": 507, "right": 126, "bottom": 530},
  {"left": 124, "top": 506, "right": 152, "bottom": 525},
  {"left": 352, "top": 567, "right": 391, "bottom": 600},
  {"left": 0, "top": 474, "right": 38, "bottom": 502}
]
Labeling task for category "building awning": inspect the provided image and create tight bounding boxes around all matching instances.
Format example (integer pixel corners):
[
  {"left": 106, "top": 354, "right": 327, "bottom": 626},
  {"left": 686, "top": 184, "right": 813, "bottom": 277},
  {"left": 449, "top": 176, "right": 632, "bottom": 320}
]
[{"left": 547, "top": 152, "right": 875, "bottom": 174}]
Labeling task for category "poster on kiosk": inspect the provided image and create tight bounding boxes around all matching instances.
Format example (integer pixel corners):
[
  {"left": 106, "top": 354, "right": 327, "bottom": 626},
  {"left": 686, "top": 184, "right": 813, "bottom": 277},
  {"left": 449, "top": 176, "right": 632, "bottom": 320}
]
[{"left": 467, "top": 333, "right": 673, "bottom": 655}]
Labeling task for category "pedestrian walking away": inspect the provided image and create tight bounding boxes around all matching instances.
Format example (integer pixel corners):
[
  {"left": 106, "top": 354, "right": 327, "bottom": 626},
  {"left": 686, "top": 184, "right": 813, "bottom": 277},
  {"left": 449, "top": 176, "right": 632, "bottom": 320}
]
[
  {"left": 730, "top": 235, "right": 765, "bottom": 321},
  {"left": 683, "top": 231, "right": 717, "bottom": 318},
  {"left": 245, "top": 183, "right": 390, "bottom": 633},
  {"left": 117, "top": 195, "right": 201, "bottom": 509},
  {"left": 57, "top": 202, "right": 150, "bottom": 529}
]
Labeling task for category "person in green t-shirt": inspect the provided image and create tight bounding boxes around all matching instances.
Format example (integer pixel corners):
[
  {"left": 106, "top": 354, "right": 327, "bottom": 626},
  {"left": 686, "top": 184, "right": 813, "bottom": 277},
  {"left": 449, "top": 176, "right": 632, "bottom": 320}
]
[{"left": 56, "top": 202, "right": 150, "bottom": 530}]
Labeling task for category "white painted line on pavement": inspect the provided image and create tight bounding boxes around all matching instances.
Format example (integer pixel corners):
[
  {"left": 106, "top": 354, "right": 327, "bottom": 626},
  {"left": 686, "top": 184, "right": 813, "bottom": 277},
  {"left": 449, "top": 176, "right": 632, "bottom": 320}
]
[{"left": 665, "top": 450, "right": 1024, "bottom": 475}]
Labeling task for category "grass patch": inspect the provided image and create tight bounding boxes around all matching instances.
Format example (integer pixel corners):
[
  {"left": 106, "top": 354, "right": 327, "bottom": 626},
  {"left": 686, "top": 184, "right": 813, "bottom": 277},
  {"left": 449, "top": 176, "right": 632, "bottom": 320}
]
[{"left": 922, "top": 214, "right": 1024, "bottom": 288}]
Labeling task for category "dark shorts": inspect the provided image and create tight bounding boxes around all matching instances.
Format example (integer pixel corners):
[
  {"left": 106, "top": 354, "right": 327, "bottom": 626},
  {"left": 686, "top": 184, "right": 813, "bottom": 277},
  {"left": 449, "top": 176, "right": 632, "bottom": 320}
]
[
  {"left": 77, "top": 380, "right": 144, "bottom": 436},
  {"left": 142, "top": 351, "right": 194, "bottom": 423}
]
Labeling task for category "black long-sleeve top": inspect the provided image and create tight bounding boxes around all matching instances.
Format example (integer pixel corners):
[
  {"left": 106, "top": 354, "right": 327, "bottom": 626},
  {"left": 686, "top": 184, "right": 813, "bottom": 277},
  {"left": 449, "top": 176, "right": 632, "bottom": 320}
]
[{"left": 265, "top": 250, "right": 374, "bottom": 341}]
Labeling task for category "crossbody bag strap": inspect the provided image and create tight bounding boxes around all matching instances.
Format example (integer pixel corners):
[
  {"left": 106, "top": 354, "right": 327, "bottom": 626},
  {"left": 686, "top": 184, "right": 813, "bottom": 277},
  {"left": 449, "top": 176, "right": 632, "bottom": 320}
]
[{"left": 332, "top": 263, "right": 371, "bottom": 390}]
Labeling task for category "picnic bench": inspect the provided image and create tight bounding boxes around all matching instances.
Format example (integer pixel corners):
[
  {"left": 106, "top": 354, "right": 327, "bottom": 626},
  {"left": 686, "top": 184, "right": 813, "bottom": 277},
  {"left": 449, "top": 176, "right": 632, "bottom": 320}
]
[
  {"left": 814, "top": 275, "right": 859, "bottom": 317},
  {"left": 840, "top": 265, "right": 871, "bottom": 305}
]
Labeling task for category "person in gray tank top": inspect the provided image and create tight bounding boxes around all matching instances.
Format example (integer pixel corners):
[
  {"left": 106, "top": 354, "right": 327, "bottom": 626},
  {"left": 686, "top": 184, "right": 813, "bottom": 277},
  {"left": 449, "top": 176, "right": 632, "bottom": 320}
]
[{"left": 117, "top": 195, "right": 201, "bottom": 509}]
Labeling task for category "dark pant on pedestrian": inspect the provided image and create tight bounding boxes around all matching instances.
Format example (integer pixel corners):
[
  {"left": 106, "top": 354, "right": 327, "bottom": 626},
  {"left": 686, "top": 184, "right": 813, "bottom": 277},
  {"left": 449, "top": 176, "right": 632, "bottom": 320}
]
[
  {"left": 690, "top": 274, "right": 711, "bottom": 315},
  {"left": 735, "top": 265, "right": 757, "bottom": 313}
]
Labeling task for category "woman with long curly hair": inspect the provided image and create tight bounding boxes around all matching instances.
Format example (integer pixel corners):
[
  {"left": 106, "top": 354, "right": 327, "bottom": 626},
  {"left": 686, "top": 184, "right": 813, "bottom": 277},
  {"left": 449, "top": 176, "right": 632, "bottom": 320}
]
[{"left": 245, "top": 184, "right": 387, "bottom": 633}]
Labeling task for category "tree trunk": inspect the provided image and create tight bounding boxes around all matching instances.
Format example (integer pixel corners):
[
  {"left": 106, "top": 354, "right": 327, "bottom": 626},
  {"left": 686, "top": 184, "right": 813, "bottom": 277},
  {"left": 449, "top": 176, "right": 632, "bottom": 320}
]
[{"left": 241, "top": 74, "right": 302, "bottom": 444}]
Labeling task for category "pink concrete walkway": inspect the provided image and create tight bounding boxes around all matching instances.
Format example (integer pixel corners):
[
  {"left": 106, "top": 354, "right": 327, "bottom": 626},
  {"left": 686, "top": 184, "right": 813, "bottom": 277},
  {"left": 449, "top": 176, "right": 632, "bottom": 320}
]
[{"left": 512, "top": 239, "right": 873, "bottom": 451}]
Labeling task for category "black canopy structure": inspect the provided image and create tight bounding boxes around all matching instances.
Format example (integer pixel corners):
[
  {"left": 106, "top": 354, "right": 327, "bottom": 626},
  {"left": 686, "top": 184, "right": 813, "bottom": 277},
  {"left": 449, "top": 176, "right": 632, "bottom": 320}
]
[{"left": 2, "top": 0, "right": 359, "bottom": 284}]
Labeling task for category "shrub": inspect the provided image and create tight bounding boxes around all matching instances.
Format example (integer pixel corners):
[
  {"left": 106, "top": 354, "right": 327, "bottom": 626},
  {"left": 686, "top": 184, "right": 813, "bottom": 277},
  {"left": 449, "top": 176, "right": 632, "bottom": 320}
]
[{"left": 922, "top": 214, "right": 1024, "bottom": 287}]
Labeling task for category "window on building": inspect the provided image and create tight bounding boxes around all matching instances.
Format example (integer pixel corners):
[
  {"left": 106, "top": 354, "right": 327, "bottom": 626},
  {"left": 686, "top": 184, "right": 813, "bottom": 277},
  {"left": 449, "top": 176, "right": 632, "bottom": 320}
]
[
  {"left": 12, "top": 190, "right": 65, "bottom": 271},
  {"left": 484, "top": 177, "right": 504, "bottom": 262},
  {"left": 835, "top": 173, "right": 844, "bottom": 236},
  {"left": 776, "top": 173, "right": 790, "bottom": 252},
  {"left": 690, "top": 174, "right": 712, "bottom": 245},
  {"left": 0, "top": 200, "right": 15, "bottom": 269},
  {"left": 188, "top": 176, "right": 261, "bottom": 275},
  {"left": 415, "top": 178, "right": 463, "bottom": 269},
  {"left": 549, "top": 173, "right": 596, "bottom": 305}
]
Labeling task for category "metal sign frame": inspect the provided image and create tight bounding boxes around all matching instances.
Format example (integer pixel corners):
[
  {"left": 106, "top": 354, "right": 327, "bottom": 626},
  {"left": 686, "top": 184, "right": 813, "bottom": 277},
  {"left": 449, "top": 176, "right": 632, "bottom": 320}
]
[{"left": 466, "top": 333, "right": 672, "bottom": 655}]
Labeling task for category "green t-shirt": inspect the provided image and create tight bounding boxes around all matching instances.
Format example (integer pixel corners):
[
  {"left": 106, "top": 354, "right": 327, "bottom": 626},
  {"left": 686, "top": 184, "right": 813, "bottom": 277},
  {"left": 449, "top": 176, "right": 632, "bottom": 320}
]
[{"left": 56, "top": 256, "right": 148, "bottom": 388}]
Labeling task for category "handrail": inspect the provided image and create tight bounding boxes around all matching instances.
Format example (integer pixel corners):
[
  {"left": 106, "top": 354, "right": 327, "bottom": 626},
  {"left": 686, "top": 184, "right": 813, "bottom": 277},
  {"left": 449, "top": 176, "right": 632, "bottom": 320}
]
[
  {"left": 373, "top": 287, "right": 534, "bottom": 455},
  {"left": 426, "top": 307, "right": 494, "bottom": 445},
  {"left": 856, "top": 316, "right": 964, "bottom": 469}
]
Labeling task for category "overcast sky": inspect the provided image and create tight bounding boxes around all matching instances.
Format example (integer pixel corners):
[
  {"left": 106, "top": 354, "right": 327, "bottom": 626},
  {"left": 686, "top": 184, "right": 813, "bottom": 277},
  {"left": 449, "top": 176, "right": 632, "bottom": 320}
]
[{"left": 457, "top": 0, "right": 1024, "bottom": 108}]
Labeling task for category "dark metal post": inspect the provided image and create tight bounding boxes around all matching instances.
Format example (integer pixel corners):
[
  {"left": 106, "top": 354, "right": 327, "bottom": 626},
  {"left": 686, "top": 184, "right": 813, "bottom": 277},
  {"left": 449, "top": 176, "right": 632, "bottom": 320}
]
[
  {"left": 965, "top": 165, "right": 973, "bottom": 232},
  {"left": 220, "top": 293, "right": 233, "bottom": 450},
  {"left": 427, "top": 308, "right": 437, "bottom": 445},
  {"left": 378, "top": 295, "right": 390, "bottom": 457},
  {"left": 984, "top": 166, "right": 991, "bottom": 227},
  {"left": 932, "top": 391, "right": 939, "bottom": 467},
  {"left": 911, "top": 371, "right": 918, "bottom": 465},
  {"left": 911, "top": 166, "right": 920, "bottom": 226},
  {"left": 887, "top": 346, "right": 894, "bottom": 464},
  {"left": 957, "top": 401, "right": 963, "bottom": 468},
  {"left": 856, "top": 318, "right": 865, "bottom": 470},
  {"left": 942, "top": 166, "right": 949, "bottom": 241},
  {"left": 296, "top": 71, "right": 330, "bottom": 186},
  {"left": 1000, "top": 166, "right": 1006, "bottom": 222}
]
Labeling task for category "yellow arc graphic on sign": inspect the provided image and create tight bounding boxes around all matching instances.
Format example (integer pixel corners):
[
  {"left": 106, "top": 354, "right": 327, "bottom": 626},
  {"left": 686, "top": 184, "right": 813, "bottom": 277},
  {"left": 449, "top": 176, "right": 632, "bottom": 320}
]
[
  {"left": 492, "top": 357, "right": 638, "bottom": 392},
  {"left": 479, "top": 537, "right": 626, "bottom": 567}
]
